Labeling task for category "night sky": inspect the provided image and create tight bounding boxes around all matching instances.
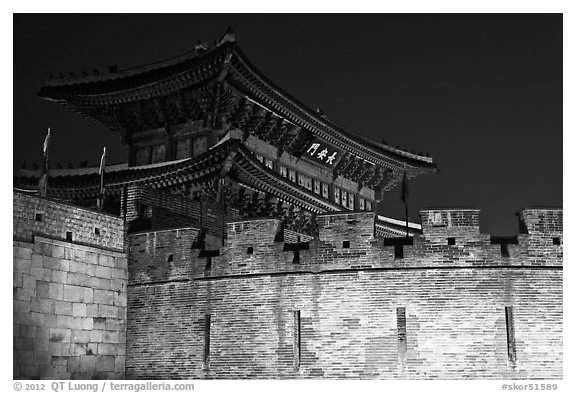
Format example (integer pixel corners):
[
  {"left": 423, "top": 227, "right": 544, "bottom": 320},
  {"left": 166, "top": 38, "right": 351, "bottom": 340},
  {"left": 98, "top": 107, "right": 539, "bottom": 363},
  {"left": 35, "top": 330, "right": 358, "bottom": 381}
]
[{"left": 13, "top": 14, "right": 562, "bottom": 235}]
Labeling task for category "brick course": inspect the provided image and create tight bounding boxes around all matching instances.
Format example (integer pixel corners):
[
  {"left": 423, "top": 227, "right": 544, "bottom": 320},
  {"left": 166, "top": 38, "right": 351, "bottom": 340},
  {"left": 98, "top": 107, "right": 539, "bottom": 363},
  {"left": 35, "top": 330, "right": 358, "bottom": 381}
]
[{"left": 126, "top": 209, "right": 563, "bottom": 379}]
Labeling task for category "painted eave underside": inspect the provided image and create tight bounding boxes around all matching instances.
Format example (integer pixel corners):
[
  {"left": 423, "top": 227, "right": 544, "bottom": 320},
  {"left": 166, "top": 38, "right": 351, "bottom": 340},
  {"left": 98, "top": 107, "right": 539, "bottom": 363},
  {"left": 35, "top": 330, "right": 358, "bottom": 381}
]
[{"left": 14, "top": 141, "right": 421, "bottom": 237}]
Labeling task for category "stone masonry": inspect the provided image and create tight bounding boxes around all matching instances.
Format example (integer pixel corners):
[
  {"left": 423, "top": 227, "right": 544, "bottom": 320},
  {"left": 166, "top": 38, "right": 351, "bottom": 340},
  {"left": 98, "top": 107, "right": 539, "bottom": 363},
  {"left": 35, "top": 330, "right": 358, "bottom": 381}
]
[
  {"left": 13, "top": 192, "right": 127, "bottom": 379},
  {"left": 13, "top": 189, "right": 562, "bottom": 379}
]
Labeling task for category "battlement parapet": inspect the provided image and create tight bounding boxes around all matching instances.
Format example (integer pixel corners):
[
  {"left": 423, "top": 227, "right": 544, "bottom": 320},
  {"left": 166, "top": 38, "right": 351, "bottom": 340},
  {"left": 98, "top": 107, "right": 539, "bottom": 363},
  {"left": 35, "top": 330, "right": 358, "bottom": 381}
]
[
  {"left": 420, "top": 208, "right": 480, "bottom": 237},
  {"left": 127, "top": 207, "right": 562, "bottom": 285},
  {"left": 518, "top": 208, "right": 563, "bottom": 235},
  {"left": 13, "top": 191, "right": 125, "bottom": 251}
]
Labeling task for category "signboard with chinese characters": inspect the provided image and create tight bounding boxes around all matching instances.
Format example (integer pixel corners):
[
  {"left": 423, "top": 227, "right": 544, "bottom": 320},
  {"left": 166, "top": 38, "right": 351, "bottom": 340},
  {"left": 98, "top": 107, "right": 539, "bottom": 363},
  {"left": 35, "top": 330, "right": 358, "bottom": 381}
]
[{"left": 302, "top": 139, "right": 342, "bottom": 168}]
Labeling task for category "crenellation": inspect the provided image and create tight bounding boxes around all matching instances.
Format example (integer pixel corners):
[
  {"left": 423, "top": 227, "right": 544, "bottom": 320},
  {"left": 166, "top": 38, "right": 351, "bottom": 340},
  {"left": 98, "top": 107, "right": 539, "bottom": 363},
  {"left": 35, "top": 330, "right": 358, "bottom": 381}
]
[{"left": 14, "top": 189, "right": 562, "bottom": 379}]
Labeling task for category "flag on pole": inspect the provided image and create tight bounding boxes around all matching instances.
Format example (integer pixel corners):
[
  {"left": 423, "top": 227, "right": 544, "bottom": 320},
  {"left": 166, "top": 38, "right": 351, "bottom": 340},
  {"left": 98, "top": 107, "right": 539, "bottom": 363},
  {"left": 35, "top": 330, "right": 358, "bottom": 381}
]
[
  {"left": 97, "top": 147, "right": 106, "bottom": 210},
  {"left": 401, "top": 171, "right": 409, "bottom": 237},
  {"left": 401, "top": 171, "right": 409, "bottom": 204},
  {"left": 38, "top": 128, "right": 51, "bottom": 197}
]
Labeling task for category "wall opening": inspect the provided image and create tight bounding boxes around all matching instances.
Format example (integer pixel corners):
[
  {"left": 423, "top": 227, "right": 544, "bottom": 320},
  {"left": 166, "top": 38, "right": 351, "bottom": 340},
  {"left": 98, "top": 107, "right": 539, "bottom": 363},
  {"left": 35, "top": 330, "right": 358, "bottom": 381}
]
[
  {"left": 293, "top": 249, "right": 300, "bottom": 264},
  {"left": 293, "top": 310, "right": 301, "bottom": 371},
  {"left": 35, "top": 213, "right": 43, "bottom": 222},
  {"left": 167, "top": 254, "right": 174, "bottom": 262},
  {"left": 447, "top": 237, "right": 456, "bottom": 245},
  {"left": 552, "top": 237, "right": 561, "bottom": 245},
  {"left": 500, "top": 244, "right": 510, "bottom": 258},
  {"left": 342, "top": 240, "right": 350, "bottom": 249},
  {"left": 505, "top": 306, "right": 517, "bottom": 364},
  {"left": 247, "top": 246, "right": 254, "bottom": 255},
  {"left": 394, "top": 244, "right": 404, "bottom": 259},
  {"left": 94, "top": 227, "right": 100, "bottom": 236},
  {"left": 204, "top": 314, "right": 211, "bottom": 370},
  {"left": 65, "top": 231, "right": 73, "bottom": 242},
  {"left": 397, "top": 307, "right": 407, "bottom": 367},
  {"left": 205, "top": 257, "right": 212, "bottom": 271}
]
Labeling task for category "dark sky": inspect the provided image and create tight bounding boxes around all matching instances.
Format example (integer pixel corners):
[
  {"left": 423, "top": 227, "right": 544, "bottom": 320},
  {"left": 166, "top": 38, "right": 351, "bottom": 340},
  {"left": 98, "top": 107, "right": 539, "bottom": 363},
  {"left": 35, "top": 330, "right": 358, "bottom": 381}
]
[{"left": 13, "top": 14, "right": 562, "bottom": 235}]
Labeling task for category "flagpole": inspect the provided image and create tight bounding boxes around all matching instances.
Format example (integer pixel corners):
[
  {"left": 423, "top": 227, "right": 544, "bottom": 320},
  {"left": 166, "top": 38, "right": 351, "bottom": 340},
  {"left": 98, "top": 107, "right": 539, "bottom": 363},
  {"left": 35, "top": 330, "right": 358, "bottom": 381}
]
[
  {"left": 98, "top": 147, "right": 106, "bottom": 211},
  {"left": 405, "top": 199, "right": 409, "bottom": 238},
  {"left": 401, "top": 170, "right": 409, "bottom": 238},
  {"left": 38, "top": 127, "right": 51, "bottom": 197}
]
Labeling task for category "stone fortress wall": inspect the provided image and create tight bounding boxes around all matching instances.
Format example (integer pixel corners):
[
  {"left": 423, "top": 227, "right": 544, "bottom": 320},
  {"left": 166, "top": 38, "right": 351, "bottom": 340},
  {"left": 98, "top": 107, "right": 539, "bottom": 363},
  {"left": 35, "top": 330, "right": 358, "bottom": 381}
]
[
  {"left": 125, "top": 202, "right": 563, "bottom": 378},
  {"left": 13, "top": 192, "right": 127, "bottom": 379},
  {"left": 13, "top": 189, "right": 563, "bottom": 379}
]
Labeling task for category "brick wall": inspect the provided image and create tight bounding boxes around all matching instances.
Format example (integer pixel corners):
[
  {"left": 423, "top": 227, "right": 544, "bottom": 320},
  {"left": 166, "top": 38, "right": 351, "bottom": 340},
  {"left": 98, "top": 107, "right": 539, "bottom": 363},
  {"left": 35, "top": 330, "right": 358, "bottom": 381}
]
[
  {"left": 13, "top": 192, "right": 128, "bottom": 379},
  {"left": 121, "top": 185, "right": 239, "bottom": 238},
  {"left": 126, "top": 208, "right": 563, "bottom": 379}
]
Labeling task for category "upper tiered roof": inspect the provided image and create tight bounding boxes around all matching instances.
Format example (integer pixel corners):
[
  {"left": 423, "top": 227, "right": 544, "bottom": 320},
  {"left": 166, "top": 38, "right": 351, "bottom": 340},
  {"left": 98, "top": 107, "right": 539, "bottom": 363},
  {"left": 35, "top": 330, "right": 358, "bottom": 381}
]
[{"left": 37, "top": 28, "right": 436, "bottom": 180}]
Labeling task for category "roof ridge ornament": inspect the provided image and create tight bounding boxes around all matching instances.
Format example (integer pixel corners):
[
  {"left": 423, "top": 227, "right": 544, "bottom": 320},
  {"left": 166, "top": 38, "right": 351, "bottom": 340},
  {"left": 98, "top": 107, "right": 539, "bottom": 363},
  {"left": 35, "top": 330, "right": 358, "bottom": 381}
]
[
  {"left": 218, "top": 26, "right": 236, "bottom": 46},
  {"left": 195, "top": 39, "right": 208, "bottom": 52}
]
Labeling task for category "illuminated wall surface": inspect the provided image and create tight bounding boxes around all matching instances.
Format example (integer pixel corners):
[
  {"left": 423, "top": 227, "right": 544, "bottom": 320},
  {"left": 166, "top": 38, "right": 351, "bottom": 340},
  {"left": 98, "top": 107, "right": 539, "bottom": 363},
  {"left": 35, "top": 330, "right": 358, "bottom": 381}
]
[{"left": 13, "top": 191, "right": 562, "bottom": 379}]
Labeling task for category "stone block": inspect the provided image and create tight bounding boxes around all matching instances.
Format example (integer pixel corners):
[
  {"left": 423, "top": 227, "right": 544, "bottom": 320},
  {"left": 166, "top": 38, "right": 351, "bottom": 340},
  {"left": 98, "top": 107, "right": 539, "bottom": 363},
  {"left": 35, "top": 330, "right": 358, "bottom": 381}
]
[
  {"left": 56, "top": 315, "right": 71, "bottom": 329},
  {"left": 20, "top": 325, "right": 36, "bottom": 338},
  {"left": 84, "top": 288, "right": 94, "bottom": 303},
  {"left": 115, "top": 355, "right": 125, "bottom": 373},
  {"left": 85, "top": 251, "right": 97, "bottom": 264},
  {"left": 67, "top": 272, "right": 90, "bottom": 287},
  {"left": 40, "top": 243, "right": 52, "bottom": 257},
  {"left": 86, "top": 304, "right": 99, "bottom": 317},
  {"left": 90, "top": 330, "right": 103, "bottom": 343},
  {"left": 71, "top": 316, "right": 84, "bottom": 330},
  {"left": 74, "top": 249, "right": 86, "bottom": 262},
  {"left": 96, "top": 355, "right": 115, "bottom": 372},
  {"left": 36, "top": 326, "right": 50, "bottom": 341},
  {"left": 31, "top": 254, "right": 44, "bottom": 268},
  {"left": 96, "top": 266, "right": 112, "bottom": 279},
  {"left": 34, "top": 351, "right": 51, "bottom": 365},
  {"left": 14, "top": 246, "right": 32, "bottom": 260},
  {"left": 15, "top": 287, "right": 34, "bottom": 301},
  {"left": 103, "top": 330, "right": 120, "bottom": 344},
  {"left": 49, "top": 283, "right": 64, "bottom": 301},
  {"left": 55, "top": 301, "right": 72, "bottom": 316},
  {"left": 99, "top": 254, "right": 115, "bottom": 267},
  {"left": 73, "top": 303, "right": 87, "bottom": 317},
  {"left": 22, "top": 274, "right": 36, "bottom": 290},
  {"left": 94, "top": 289, "right": 114, "bottom": 305},
  {"left": 69, "top": 260, "right": 88, "bottom": 275},
  {"left": 30, "top": 312, "right": 45, "bottom": 326},
  {"left": 35, "top": 280, "right": 50, "bottom": 298},
  {"left": 44, "top": 314, "right": 57, "bottom": 328},
  {"left": 71, "top": 329, "right": 90, "bottom": 343},
  {"left": 63, "top": 286, "right": 84, "bottom": 302},
  {"left": 58, "top": 258, "right": 70, "bottom": 271},
  {"left": 13, "top": 270, "right": 24, "bottom": 288},
  {"left": 49, "top": 328, "right": 71, "bottom": 343},
  {"left": 82, "top": 317, "right": 94, "bottom": 330},
  {"left": 93, "top": 317, "right": 107, "bottom": 330},
  {"left": 99, "top": 305, "right": 118, "bottom": 318},
  {"left": 35, "top": 298, "right": 55, "bottom": 314},
  {"left": 51, "top": 245, "right": 64, "bottom": 258},
  {"left": 14, "top": 311, "right": 30, "bottom": 325},
  {"left": 13, "top": 257, "right": 31, "bottom": 273},
  {"left": 72, "top": 342, "right": 88, "bottom": 356},
  {"left": 51, "top": 270, "right": 67, "bottom": 284},
  {"left": 42, "top": 256, "right": 59, "bottom": 270},
  {"left": 97, "top": 343, "right": 117, "bottom": 355},
  {"left": 30, "top": 266, "right": 51, "bottom": 281},
  {"left": 80, "top": 355, "right": 97, "bottom": 371}
]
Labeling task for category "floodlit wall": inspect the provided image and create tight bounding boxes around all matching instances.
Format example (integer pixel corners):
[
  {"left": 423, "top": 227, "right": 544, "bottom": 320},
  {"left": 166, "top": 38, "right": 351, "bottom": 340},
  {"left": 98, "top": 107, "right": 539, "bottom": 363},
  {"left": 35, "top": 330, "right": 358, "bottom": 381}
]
[
  {"left": 13, "top": 192, "right": 127, "bottom": 379},
  {"left": 126, "top": 208, "right": 562, "bottom": 379}
]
